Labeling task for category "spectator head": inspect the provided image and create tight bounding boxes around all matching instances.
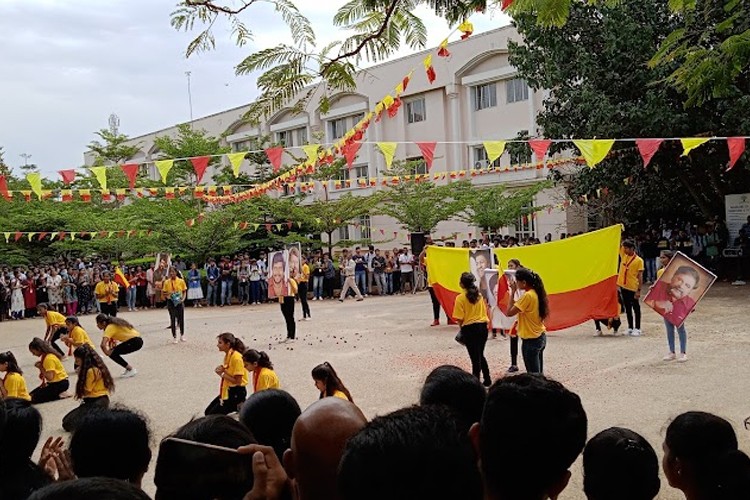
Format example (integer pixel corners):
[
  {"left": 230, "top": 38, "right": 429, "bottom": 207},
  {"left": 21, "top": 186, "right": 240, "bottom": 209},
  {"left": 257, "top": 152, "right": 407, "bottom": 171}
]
[
  {"left": 471, "top": 374, "right": 587, "bottom": 500},
  {"left": 283, "top": 398, "right": 367, "bottom": 500},
  {"left": 239, "top": 389, "right": 301, "bottom": 460},
  {"left": 419, "top": 365, "right": 485, "bottom": 433},
  {"left": 70, "top": 407, "right": 151, "bottom": 487},
  {"left": 28, "top": 477, "right": 151, "bottom": 500},
  {"left": 101, "top": 271, "right": 111, "bottom": 282},
  {"left": 583, "top": 427, "right": 660, "bottom": 500},
  {"left": 339, "top": 405, "right": 481, "bottom": 500},
  {"left": 171, "top": 415, "right": 255, "bottom": 449},
  {"left": 663, "top": 411, "right": 750, "bottom": 499},
  {"left": 659, "top": 250, "right": 674, "bottom": 266},
  {"left": 0, "top": 399, "right": 42, "bottom": 461}
]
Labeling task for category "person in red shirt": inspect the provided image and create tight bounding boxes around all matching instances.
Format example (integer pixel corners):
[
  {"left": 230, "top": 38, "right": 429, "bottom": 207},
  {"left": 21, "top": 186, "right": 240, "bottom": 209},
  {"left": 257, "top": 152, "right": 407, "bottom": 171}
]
[
  {"left": 645, "top": 265, "right": 699, "bottom": 329},
  {"left": 135, "top": 266, "right": 148, "bottom": 309}
]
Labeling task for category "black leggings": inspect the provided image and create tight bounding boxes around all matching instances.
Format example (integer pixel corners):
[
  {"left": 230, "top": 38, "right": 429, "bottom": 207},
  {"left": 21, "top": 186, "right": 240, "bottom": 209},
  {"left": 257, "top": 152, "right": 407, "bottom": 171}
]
[
  {"left": 31, "top": 379, "right": 69, "bottom": 404},
  {"left": 205, "top": 386, "right": 247, "bottom": 415},
  {"left": 168, "top": 302, "right": 185, "bottom": 338},
  {"left": 462, "top": 322, "right": 490, "bottom": 383},
  {"left": 280, "top": 298, "right": 296, "bottom": 339},
  {"left": 510, "top": 335, "right": 519, "bottom": 366},
  {"left": 100, "top": 302, "right": 117, "bottom": 317},
  {"left": 109, "top": 337, "right": 144, "bottom": 369},
  {"left": 428, "top": 287, "right": 442, "bottom": 321},
  {"left": 62, "top": 396, "right": 110, "bottom": 432},
  {"left": 298, "top": 282, "right": 311, "bottom": 318},
  {"left": 620, "top": 288, "right": 641, "bottom": 329},
  {"left": 48, "top": 325, "right": 68, "bottom": 356}
]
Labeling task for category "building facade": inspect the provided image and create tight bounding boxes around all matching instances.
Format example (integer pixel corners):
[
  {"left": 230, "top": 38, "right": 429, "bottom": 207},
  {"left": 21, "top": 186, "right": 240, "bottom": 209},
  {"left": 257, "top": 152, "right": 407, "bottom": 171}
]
[{"left": 84, "top": 25, "right": 586, "bottom": 245}]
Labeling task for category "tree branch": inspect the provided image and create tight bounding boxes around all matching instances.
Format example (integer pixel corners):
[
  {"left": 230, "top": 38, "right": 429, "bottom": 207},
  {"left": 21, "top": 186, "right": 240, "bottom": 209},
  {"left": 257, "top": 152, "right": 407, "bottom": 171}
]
[{"left": 184, "top": 0, "right": 259, "bottom": 15}]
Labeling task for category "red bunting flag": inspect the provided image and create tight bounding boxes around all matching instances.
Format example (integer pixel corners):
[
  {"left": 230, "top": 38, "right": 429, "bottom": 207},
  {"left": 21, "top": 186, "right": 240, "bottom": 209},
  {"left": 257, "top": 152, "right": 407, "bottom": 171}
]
[
  {"left": 727, "top": 137, "right": 746, "bottom": 171},
  {"left": 0, "top": 175, "right": 9, "bottom": 200},
  {"left": 59, "top": 169, "right": 76, "bottom": 185},
  {"left": 38, "top": 232, "right": 48, "bottom": 241},
  {"left": 121, "top": 163, "right": 139, "bottom": 189},
  {"left": 401, "top": 74, "right": 411, "bottom": 93},
  {"left": 424, "top": 55, "right": 436, "bottom": 84},
  {"left": 59, "top": 231, "right": 66, "bottom": 241},
  {"left": 528, "top": 139, "right": 552, "bottom": 162},
  {"left": 501, "top": 0, "right": 514, "bottom": 9},
  {"left": 190, "top": 156, "right": 210, "bottom": 184},
  {"left": 14, "top": 231, "right": 22, "bottom": 242},
  {"left": 416, "top": 142, "right": 437, "bottom": 171},
  {"left": 343, "top": 142, "right": 362, "bottom": 169},
  {"left": 265, "top": 147, "right": 284, "bottom": 173},
  {"left": 636, "top": 139, "right": 663, "bottom": 168},
  {"left": 458, "top": 20, "right": 473, "bottom": 40},
  {"left": 437, "top": 39, "right": 450, "bottom": 58},
  {"left": 186, "top": 219, "right": 195, "bottom": 227},
  {"left": 264, "top": 223, "right": 272, "bottom": 232}
]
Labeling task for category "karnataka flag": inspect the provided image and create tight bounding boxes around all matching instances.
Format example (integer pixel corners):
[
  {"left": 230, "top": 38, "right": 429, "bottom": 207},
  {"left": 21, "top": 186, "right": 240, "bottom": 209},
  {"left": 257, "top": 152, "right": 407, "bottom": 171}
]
[
  {"left": 427, "top": 225, "right": 621, "bottom": 331},
  {"left": 114, "top": 266, "right": 130, "bottom": 289}
]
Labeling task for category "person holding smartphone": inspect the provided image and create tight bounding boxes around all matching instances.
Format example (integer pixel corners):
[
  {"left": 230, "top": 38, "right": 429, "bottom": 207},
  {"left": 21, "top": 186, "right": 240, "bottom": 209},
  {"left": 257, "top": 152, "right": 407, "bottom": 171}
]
[
  {"left": 205, "top": 333, "right": 248, "bottom": 415},
  {"left": 505, "top": 268, "right": 549, "bottom": 374}
]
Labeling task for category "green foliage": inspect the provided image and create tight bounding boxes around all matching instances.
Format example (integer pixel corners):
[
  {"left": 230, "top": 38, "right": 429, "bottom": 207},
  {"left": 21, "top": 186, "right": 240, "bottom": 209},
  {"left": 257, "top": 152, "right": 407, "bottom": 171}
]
[
  {"left": 153, "top": 124, "right": 230, "bottom": 185},
  {"left": 458, "top": 181, "right": 550, "bottom": 231},
  {"left": 214, "top": 134, "right": 274, "bottom": 185},
  {"left": 88, "top": 129, "right": 141, "bottom": 165},
  {"left": 0, "top": 147, "right": 9, "bottom": 177}
]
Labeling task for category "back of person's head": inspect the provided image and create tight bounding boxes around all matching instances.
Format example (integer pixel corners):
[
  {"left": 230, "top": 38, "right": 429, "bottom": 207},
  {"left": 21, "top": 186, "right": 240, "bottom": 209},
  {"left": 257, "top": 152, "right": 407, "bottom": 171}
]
[
  {"left": 70, "top": 407, "right": 152, "bottom": 486},
  {"left": 171, "top": 415, "right": 255, "bottom": 449},
  {"left": 473, "top": 374, "right": 587, "bottom": 500},
  {"left": 28, "top": 477, "right": 151, "bottom": 500},
  {"left": 0, "top": 398, "right": 42, "bottom": 460},
  {"left": 284, "top": 398, "right": 367, "bottom": 500},
  {"left": 583, "top": 427, "right": 660, "bottom": 500},
  {"left": 239, "top": 389, "right": 300, "bottom": 460},
  {"left": 664, "top": 411, "right": 750, "bottom": 499},
  {"left": 419, "top": 365, "right": 485, "bottom": 432},
  {"left": 339, "top": 405, "right": 481, "bottom": 500}
]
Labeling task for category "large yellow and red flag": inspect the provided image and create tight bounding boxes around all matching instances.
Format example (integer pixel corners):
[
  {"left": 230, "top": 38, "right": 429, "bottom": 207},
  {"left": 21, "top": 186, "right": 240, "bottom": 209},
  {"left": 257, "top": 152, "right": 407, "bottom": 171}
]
[
  {"left": 114, "top": 266, "right": 130, "bottom": 289},
  {"left": 427, "top": 225, "right": 621, "bottom": 331}
]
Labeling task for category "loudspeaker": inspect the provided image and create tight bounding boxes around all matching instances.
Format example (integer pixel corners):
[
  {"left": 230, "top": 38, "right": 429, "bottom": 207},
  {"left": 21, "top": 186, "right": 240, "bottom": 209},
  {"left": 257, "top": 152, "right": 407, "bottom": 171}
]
[{"left": 410, "top": 232, "right": 427, "bottom": 256}]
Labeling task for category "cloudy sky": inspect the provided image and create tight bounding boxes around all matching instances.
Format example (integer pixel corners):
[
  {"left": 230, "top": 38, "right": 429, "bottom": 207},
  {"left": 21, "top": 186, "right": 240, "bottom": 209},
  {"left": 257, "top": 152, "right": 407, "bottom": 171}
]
[{"left": 0, "top": 0, "right": 508, "bottom": 177}]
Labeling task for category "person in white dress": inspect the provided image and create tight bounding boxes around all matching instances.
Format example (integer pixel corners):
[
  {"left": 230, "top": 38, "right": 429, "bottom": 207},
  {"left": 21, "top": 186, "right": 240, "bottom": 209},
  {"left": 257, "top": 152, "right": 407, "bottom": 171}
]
[
  {"left": 10, "top": 272, "right": 26, "bottom": 319},
  {"left": 46, "top": 269, "right": 63, "bottom": 312}
]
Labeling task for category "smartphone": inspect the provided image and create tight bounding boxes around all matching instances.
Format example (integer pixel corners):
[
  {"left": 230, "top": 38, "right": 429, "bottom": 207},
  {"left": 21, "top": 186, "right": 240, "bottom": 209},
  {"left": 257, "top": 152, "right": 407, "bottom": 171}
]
[{"left": 154, "top": 437, "right": 253, "bottom": 500}]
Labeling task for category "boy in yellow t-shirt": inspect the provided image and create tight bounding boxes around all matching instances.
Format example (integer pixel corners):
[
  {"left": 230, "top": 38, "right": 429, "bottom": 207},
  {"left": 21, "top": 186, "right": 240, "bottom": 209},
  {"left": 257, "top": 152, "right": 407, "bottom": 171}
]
[{"left": 617, "top": 240, "right": 644, "bottom": 337}]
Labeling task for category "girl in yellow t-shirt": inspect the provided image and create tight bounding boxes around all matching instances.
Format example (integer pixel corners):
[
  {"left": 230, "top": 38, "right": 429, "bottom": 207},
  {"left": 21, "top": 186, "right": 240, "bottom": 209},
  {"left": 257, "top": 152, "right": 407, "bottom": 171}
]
[
  {"left": 506, "top": 267, "right": 549, "bottom": 374},
  {"left": 312, "top": 362, "right": 353, "bottom": 402},
  {"left": 243, "top": 349, "right": 280, "bottom": 393},
  {"left": 205, "top": 333, "right": 248, "bottom": 415},
  {"left": 0, "top": 351, "right": 31, "bottom": 401},
  {"left": 62, "top": 344, "right": 115, "bottom": 432},
  {"left": 61, "top": 316, "right": 96, "bottom": 349},
  {"left": 452, "top": 272, "right": 492, "bottom": 387},
  {"left": 96, "top": 314, "right": 143, "bottom": 378},
  {"left": 28, "top": 337, "right": 70, "bottom": 404}
]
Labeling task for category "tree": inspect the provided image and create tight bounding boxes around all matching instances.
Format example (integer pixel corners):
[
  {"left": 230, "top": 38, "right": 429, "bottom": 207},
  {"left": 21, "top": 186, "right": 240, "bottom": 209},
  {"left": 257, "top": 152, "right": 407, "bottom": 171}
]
[
  {"left": 0, "top": 147, "right": 11, "bottom": 177},
  {"left": 507, "top": 0, "right": 750, "bottom": 221},
  {"left": 88, "top": 129, "right": 141, "bottom": 165},
  {"left": 457, "top": 181, "right": 550, "bottom": 232},
  {"left": 153, "top": 124, "right": 230, "bottom": 185}
]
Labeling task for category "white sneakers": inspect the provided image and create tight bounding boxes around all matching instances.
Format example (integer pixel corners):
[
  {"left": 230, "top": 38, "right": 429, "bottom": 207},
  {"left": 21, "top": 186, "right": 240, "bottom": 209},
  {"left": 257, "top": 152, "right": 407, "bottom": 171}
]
[
  {"left": 172, "top": 338, "right": 179, "bottom": 344},
  {"left": 595, "top": 329, "right": 603, "bottom": 337},
  {"left": 180, "top": 336, "right": 187, "bottom": 342},
  {"left": 663, "top": 353, "right": 676, "bottom": 361},
  {"left": 677, "top": 353, "right": 688, "bottom": 362},
  {"left": 664, "top": 353, "right": 688, "bottom": 362},
  {"left": 629, "top": 329, "right": 642, "bottom": 337},
  {"left": 121, "top": 368, "right": 137, "bottom": 378}
]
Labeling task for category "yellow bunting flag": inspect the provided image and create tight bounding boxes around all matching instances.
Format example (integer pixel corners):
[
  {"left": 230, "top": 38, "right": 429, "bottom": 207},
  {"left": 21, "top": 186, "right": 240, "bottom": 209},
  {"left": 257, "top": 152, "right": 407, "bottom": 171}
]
[
  {"left": 681, "top": 138, "right": 710, "bottom": 157},
  {"left": 3, "top": 232, "right": 10, "bottom": 243},
  {"left": 573, "top": 139, "right": 615, "bottom": 168},
  {"left": 89, "top": 166, "right": 108, "bottom": 190},
  {"left": 227, "top": 152, "right": 246, "bottom": 177},
  {"left": 155, "top": 160, "right": 174, "bottom": 184},
  {"left": 483, "top": 141, "right": 507, "bottom": 164},
  {"left": 377, "top": 142, "right": 398, "bottom": 168},
  {"left": 302, "top": 145, "right": 320, "bottom": 165},
  {"left": 26, "top": 172, "right": 42, "bottom": 200},
  {"left": 382, "top": 94, "right": 395, "bottom": 109},
  {"left": 27, "top": 233, "right": 36, "bottom": 241}
]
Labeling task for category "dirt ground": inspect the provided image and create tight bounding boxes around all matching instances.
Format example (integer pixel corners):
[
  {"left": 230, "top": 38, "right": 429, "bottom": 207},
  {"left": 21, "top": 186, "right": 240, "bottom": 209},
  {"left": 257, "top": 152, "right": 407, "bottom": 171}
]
[{"left": 1, "top": 283, "right": 749, "bottom": 499}]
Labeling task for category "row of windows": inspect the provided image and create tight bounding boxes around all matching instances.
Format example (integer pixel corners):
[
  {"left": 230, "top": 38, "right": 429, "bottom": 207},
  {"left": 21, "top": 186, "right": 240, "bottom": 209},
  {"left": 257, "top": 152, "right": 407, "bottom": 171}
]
[
  {"left": 472, "top": 78, "right": 529, "bottom": 111},
  {"left": 472, "top": 146, "right": 531, "bottom": 169}
]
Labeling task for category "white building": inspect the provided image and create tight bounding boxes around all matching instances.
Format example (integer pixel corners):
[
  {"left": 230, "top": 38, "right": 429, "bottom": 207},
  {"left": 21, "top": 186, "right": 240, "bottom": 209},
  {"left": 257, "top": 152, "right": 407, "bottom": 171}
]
[{"left": 84, "top": 25, "right": 587, "bottom": 245}]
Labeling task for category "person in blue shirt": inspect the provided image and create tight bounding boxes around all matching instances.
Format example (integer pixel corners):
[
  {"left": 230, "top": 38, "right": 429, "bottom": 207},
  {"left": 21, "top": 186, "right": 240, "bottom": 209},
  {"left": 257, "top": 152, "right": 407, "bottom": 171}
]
[{"left": 205, "top": 259, "right": 220, "bottom": 307}]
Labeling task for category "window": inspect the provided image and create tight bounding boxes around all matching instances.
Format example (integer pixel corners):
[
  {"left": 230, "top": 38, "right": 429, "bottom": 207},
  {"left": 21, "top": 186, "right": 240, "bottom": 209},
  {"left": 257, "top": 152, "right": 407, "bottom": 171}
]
[
  {"left": 353, "top": 165, "right": 369, "bottom": 181},
  {"left": 473, "top": 146, "right": 501, "bottom": 169},
  {"left": 336, "top": 167, "right": 350, "bottom": 182},
  {"left": 510, "top": 148, "right": 532, "bottom": 165},
  {"left": 329, "top": 118, "right": 347, "bottom": 140},
  {"left": 232, "top": 138, "right": 255, "bottom": 152},
  {"left": 351, "top": 113, "right": 365, "bottom": 127},
  {"left": 276, "top": 130, "right": 289, "bottom": 146},
  {"left": 339, "top": 225, "right": 350, "bottom": 240},
  {"left": 406, "top": 98, "right": 426, "bottom": 123},
  {"left": 515, "top": 203, "right": 536, "bottom": 240},
  {"left": 296, "top": 127, "right": 308, "bottom": 146},
  {"left": 406, "top": 157, "right": 428, "bottom": 174},
  {"left": 358, "top": 215, "right": 371, "bottom": 240},
  {"left": 506, "top": 78, "right": 529, "bottom": 103},
  {"left": 472, "top": 83, "right": 497, "bottom": 111}
]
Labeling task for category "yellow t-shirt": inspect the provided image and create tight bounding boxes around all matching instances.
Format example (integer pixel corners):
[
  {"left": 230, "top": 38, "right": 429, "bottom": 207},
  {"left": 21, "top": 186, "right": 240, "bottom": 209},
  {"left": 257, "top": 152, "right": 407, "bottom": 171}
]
[
  {"left": 103, "top": 323, "right": 140, "bottom": 342},
  {"left": 299, "top": 264, "right": 310, "bottom": 283},
  {"left": 221, "top": 350, "right": 248, "bottom": 400},
  {"left": 162, "top": 277, "right": 187, "bottom": 295},
  {"left": 70, "top": 325, "right": 96, "bottom": 348},
  {"left": 42, "top": 354, "right": 68, "bottom": 383},
  {"left": 3, "top": 372, "right": 31, "bottom": 401},
  {"left": 95, "top": 281, "right": 120, "bottom": 304},
  {"left": 657, "top": 268, "right": 665, "bottom": 279},
  {"left": 452, "top": 293, "right": 489, "bottom": 326},
  {"left": 617, "top": 249, "right": 644, "bottom": 291},
  {"left": 333, "top": 390, "right": 350, "bottom": 401},
  {"left": 45, "top": 311, "right": 67, "bottom": 327},
  {"left": 84, "top": 367, "right": 109, "bottom": 398},
  {"left": 515, "top": 289, "right": 546, "bottom": 340},
  {"left": 253, "top": 367, "right": 280, "bottom": 392}
]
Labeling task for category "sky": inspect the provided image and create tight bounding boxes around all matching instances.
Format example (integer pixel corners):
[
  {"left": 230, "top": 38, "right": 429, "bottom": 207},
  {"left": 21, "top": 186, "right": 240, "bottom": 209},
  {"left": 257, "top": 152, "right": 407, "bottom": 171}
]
[{"left": 0, "top": 0, "right": 508, "bottom": 177}]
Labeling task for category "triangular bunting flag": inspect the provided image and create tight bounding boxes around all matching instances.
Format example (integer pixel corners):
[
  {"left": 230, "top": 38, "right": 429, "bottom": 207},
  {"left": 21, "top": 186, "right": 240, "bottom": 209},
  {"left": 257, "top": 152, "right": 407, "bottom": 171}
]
[
  {"left": 573, "top": 139, "right": 615, "bottom": 168},
  {"left": 227, "top": 152, "right": 246, "bottom": 177},
  {"left": 636, "top": 139, "right": 663, "bottom": 168},
  {"left": 89, "top": 166, "right": 108, "bottom": 190},
  {"left": 458, "top": 20, "right": 473, "bottom": 39},
  {"left": 501, "top": 0, "right": 514, "bottom": 9},
  {"left": 59, "top": 169, "right": 76, "bottom": 185},
  {"left": 13, "top": 231, "right": 22, "bottom": 242},
  {"left": 3, "top": 232, "right": 10, "bottom": 243},
  {"left": 438, "top": 39, "right": 450, "bottom": 57},
  {"left": 529, "top": 139, "right": 552, "bottom": 161},
  {"left": 727, "top": 137, "right": 745, "bottom": 171},
  {"left": 26, "top": 172, "right": 43, "bottom": 200},
  {"left": 265, "top": 147, "right": 284, "bottom": 172},
  {"left": 681, "top": 138, "right": 710, "bottom": 157},
  {"left": 190, "top": 156, "right": 210, "bottom": 184},
  {"left": 0, "top": 175, "right": 10, "bottom": 200},
  {"left": 165, "top": 187, "right": 175, "bottom": 199},
  {"left": 377, "top": 142, "right": 398, "bottom": 168},
  {"left": 155, "top": 159, "right": 174, "bottom": 183},
  {"left": 37, "top": 232, "right": 48, "bottom": 241},
  {"left": 79, "top": 189, "right": 91, "bottom": 202},
  {"left": 343, "top": 142, "right": 362, "bottom": 169},
  {"left": 61, "top": 189, "right": 73, "bottom": 202},
  {"left": 423, "top": 54, "right": 436, "bottom": 84},
  {"left": 27, "top": 232, "right": 36, "bottom": 242},
  {"left": 121, "top": 163, "right": 139, "bottom": 189},
  {"left": 416, "top": 142, "right": 437, "bottom": 170},
  {"left": 483, "top": 141, "right": 506, "bottom": 164},
  {"left": 302, "top": 145, "right": 320, "bottom": 165}
]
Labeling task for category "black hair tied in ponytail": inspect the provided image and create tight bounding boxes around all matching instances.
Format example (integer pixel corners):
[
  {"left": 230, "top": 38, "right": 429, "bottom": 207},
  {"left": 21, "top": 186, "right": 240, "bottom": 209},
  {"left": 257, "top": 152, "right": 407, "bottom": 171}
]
[{"left": 460, "top": 272, "right": 480, "bottom": 304}]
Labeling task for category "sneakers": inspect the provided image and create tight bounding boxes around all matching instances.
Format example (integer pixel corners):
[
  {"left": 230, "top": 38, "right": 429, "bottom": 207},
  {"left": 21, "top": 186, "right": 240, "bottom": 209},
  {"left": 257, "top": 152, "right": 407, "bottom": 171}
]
[
  {"left": 356, "top": 297, "right": 364, "bottom": 301},
  {"left": 507, "top": 365, "right": 519, "bottom": 373},
  {"left": 430, "top": 320, "right": 440, "bottom": 327},
  {"left": 626, "top": 328, "right": 633, "bottom": 336},
  {"left": 629, "top": 329, "right": 642, "bottom": 337},
  {"left": 482, "top": 379, "right": 492, "bottom": 388},
  {"left": 663, "top": 352, "right": 676, "bottom": 361},
  {"left": 677, "top": 353, "right": 688, "bottom": 362},
  {"left": 172, "top": 338, "right": 179, "bottom": 344},
  {"left": 121, "top": 368, "right": 137, "bottom": 378},
  {"left": 180, "top": 336, "right": 187, "bottom": 342},
  {"left": 595, "top": 329, "right": 603, "bottom": 337}
]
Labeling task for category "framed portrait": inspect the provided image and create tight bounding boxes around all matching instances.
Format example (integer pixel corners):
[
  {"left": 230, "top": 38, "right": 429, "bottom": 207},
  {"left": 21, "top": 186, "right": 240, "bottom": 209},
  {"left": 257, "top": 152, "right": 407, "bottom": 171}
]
[
  {"left": 469, "top": 249, "right": 493, "bottom": 303},
  {"left": 286, "top": 243, "right": 302, "bottom": 280},
  {"left": 643, "top": 252, "right": 717, "bottom": 328},
  {"left": 267, "top": 250, "right": 289, "bottom": 299}
]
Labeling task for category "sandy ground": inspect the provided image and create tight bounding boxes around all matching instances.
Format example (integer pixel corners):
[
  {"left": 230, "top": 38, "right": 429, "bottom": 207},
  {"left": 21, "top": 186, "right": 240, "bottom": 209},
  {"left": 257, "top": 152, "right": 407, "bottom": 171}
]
[{"left": 1, "top": 283, "right": 749, "bottom": 499}]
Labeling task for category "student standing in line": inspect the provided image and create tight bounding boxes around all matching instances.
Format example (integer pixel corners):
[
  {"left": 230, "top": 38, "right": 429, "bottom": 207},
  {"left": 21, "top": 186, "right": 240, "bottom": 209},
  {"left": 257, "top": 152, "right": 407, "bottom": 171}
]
[
  {"left": 617, "top": 239, "right": 644, "bottom": 336},
  {"left": 37, "top": 303, "right": 67, "bottom": 357},
  {"left": 162, "top": 267, "right": 187, "bottom": 344},
  {"left": 94, "top": 271, "right": 119, "bottom": 317},
  {"left": 205, "top": 333, "right": 248, "bottom": 415},
  {"left": 297, "top": 255, "right": 311, "bottom": 320},
  {"left": 243, "top": 349, "right": 280, "bottom": 393},
  {"left": 61, "top": 316, "right": 96, "bottom": 350},
  {"left": 312, "top": 362, "right": 353, "bottom": 402},
  {"left": 96, "top": 314, "right": 142, "bottom": 378},
  {"left": 28, "top": 338, "right": 70, "bottom": 404},
  {"left": 505, "top": 268, "right": 549, "bottom": 374},
  {"left": 452, "top": 273, "right": 492, "bottom": 387},
  {"left": 62, "top": 345, "right": 114, "bottom": 432},
  {"left": 186, "top": 263, "right": 204, "bottom": 308},
  {"left": 0, "top": 351, "right": 31, "bottom": 401}
]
